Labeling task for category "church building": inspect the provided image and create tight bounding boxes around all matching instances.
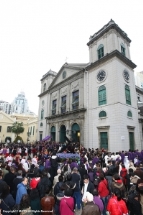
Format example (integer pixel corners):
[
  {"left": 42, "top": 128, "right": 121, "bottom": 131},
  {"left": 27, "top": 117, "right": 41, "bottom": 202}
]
[{"left": 38, "top": 20, "right": 143, "bottom": 152}]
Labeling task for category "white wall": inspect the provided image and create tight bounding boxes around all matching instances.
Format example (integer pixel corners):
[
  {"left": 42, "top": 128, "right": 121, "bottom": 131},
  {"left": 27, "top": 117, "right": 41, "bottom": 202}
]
[
  {"left": 84, "top": 57, "right": 140, "bottom": 151},
  {"left": 89, "top": 29, "right": 131, "bottom": 63}
]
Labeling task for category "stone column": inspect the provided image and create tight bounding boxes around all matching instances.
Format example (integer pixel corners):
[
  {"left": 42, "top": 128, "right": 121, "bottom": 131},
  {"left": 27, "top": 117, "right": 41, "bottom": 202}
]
[
  {"left": 46, "top": 122, "right": 50, "bottom": 137},
  {"left": 57, "top": 90, "right": 60, "bottom": 115},
  {"left": 56, "top": 123, "right": 59, "bottom": 142},
  {"left": 79, "top": 119, "right": 84, "bottom": 146},
  {"left": 66, "top": 120, "right": 71, "bottom": 140}
]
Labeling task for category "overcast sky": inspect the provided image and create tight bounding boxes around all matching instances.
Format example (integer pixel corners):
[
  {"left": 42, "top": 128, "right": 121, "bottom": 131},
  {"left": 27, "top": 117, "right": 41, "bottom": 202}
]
[{"left": 0, "top": 0, "right": 143, "bottom": 115}]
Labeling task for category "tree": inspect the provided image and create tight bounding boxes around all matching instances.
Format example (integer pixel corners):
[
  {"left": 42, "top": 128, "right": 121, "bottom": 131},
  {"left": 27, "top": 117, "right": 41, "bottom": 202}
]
[{"left": 11, "top": 122, "right": 24, "bottom": 137}]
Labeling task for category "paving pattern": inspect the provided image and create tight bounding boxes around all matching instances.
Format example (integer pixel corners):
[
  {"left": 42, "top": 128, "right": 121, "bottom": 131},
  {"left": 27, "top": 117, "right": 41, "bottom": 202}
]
[{"left": 75, "top": 208, "right": 82, "bottom": 215}]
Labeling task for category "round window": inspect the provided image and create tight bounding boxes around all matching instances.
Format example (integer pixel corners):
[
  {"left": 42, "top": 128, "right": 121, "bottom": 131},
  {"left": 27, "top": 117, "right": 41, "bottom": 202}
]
[
  {"left": 123, "top": 70, "right": 130, "bottom": 82},
  {"left": 62, "top": 71, "right": 66, "bottom": 79}
]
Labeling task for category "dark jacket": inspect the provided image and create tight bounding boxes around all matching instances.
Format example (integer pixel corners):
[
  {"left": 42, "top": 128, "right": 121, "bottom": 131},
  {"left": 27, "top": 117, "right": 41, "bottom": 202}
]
[
  {"left": 71, "top": 173, "right": 81, "bottom": 191},
  {"left": 54, "top": 193, "right": 64, "bottom": 215},
  {"left": 78, "top": 167, "right": 87, "bottom": 180},
  {"left": 82, "top": 181, "right": 94, "bottom": 195},
  {"left": 54, "top": 182, "right": 64, "bottom": 196},
  {"left": 4, "top": 172, "right": 16, "bottom": 192},
  {"left": 37, "top": 177, "right": 52, "bottom": 198},
  {"left": 30, "top": 198, "right": 41, "bottom": 215},
  {"left": 50, "top": 156, "right": 58, "bottom": 168},
  {"left": 12, "top": 176, "right": 23, "bottom": 199},
  {"left": 0, "top": 194, "right": 15, "bottom": 215},
  {"left": 81, "top": 202, "right": 100, "bottom": 215},
  {"left": 128, "top": 194, "right": 142, "bottom": 215},
  {"left": 0, "top": 179, "right": 7, "bottom": 194}
]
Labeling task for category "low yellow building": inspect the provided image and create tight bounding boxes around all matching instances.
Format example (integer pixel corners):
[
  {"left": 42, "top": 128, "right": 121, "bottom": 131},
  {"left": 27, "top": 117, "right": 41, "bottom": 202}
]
[{"left": 0, "top": 111, "right": 38, "bottom": 143}]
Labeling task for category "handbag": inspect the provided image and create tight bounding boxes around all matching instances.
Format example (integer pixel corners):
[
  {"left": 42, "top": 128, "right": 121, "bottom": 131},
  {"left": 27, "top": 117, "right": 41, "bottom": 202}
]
[{"left": 63, "top": 198, "right": 74, "bottom": 212}]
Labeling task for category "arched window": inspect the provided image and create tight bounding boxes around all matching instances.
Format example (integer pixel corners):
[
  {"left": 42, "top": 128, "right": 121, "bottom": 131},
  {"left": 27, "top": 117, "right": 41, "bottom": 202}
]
[
  {"left": 51, "top": 126, "right": 56, "bottom": 132},
  {"left": 41, "top": 109, "right": 44, "bottom": 120},
  {"left": 98, "top": 85, "right": 106, "bottom": 106},
  {"left": 97, "top": 44, "right": 104, "bottom": 60},
  {"left": 99, "top": 111, "right": 107, "bottom": 118},
  {"left": 43, "top": 83, "right": 46, "bottom": 92},
  {"left": 121, "top": 43, "right": 126, "bottom": 56},
  {"left": 127, "top": 111, "right": 132, "bottom": 118},
  {"left": 40, "top": 122, "right": 43, "bottom": 127},
  {"left": 125, "top": 85, "right": 131, "bottom": 105}
]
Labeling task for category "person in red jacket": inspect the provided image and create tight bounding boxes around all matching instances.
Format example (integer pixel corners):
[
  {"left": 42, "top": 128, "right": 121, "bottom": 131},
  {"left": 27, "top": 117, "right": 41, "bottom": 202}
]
[
  {"left": 120, "top": 164, "right": 127, "bottom": 186},
  {"left": 98, "top": 173, "right": 109, "bottom": 215},
  {"left": 107, "top": 188, "right": 128, "bottom": 215}
]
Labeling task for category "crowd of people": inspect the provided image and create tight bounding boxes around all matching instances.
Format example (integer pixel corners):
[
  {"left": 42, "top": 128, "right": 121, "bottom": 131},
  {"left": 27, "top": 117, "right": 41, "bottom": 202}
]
[{"left": 0, "top": 141, "right": 143, "bottom": 215}]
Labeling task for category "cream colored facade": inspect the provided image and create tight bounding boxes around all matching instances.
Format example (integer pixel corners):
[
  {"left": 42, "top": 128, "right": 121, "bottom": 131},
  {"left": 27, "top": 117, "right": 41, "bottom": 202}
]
[{"left": 0, "top": 111, "right": 38, "bottom": 143}]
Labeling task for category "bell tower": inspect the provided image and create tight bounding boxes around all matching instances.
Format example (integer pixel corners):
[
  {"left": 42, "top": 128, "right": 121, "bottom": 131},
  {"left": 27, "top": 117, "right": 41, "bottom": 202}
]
[{"left": 84, "top": 20, "right": 140, "bottom": 151}]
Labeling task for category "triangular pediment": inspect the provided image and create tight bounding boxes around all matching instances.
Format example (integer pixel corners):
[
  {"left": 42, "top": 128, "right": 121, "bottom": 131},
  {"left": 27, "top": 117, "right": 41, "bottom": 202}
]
[
  {"left": 49, "top": 63, "right": 87, "bottom": 89},
  {"left": 0, "top": 111, "right": 15, "bottom": 123}
]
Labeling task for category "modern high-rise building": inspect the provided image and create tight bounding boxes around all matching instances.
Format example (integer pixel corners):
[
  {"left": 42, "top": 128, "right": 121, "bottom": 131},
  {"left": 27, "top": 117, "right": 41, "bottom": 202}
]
[
  {"left": 12, "top": 92, "right": 29, "bottom": 114},
  {"left": 135, "top": 71, "right": 143, "bottom": 89},
  {"left": 1, "top": 92, "right": 35, "bottom": 115},
  {"left": 0, "top": 101, "right": 12, "bottom": 114}
]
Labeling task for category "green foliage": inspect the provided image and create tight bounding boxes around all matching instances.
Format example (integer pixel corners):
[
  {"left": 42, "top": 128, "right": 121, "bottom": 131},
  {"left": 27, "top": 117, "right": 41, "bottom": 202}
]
[
  {"left": 11, "top": 122, "right": 24, "bottom": 137},
  {"left": 14, "top": 135, "right": 23, "bottom": 143}
]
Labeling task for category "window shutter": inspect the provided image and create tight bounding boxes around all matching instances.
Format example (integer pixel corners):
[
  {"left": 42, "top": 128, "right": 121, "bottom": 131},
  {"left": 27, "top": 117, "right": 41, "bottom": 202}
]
[
  {"left": 125, "top": 85, "right": 131, "bottom": 105},
  {"left": 99, "top": 111, "right": 107, "bottom": 118},
  {"left": 98, "top": 86, "right": 106, "bottom": 106},
  {"left": 103, "top": 90, "right": 106, "bottom": 101}
]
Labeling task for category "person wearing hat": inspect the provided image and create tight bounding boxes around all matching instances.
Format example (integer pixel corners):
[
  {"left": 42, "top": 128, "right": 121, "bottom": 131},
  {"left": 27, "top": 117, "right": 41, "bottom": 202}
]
[{"left": 82, "top": 192, "right": 100, "bottom": 215}]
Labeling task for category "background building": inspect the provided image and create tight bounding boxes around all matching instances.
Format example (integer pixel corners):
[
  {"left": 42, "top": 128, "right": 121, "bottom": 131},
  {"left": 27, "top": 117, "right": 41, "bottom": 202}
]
[
  {"left": 38, "top": 20, "right": 143, "bottom": 151},
  {"left": 0, "top": 111, "right": 38, "bottom": 143},
  {"left": 135, "top": 71, "right": 143, "bottom": 89},
  {"left": 0, "top": 92, "right": 35, "bottom": 116},
  {"left": 0, "top": 101, "right": 12, "bottom": 114},
  {"left": 12, "top": 92, "right": 29, "bottom": 114}
]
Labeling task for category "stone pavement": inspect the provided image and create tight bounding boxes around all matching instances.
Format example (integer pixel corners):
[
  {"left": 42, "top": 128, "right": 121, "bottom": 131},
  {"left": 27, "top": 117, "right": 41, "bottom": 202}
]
[{"left": 75, "top": 208, "right": 82, "bottom": 215}]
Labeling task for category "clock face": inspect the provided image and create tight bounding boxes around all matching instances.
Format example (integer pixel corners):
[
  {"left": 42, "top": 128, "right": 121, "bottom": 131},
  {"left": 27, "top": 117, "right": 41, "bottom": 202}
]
[
  {"left": 97, "top": 70, "right": 106, "bottom": 82},
  {"left": 123, "top": 70, "right": 129, "bottom": 82}
]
